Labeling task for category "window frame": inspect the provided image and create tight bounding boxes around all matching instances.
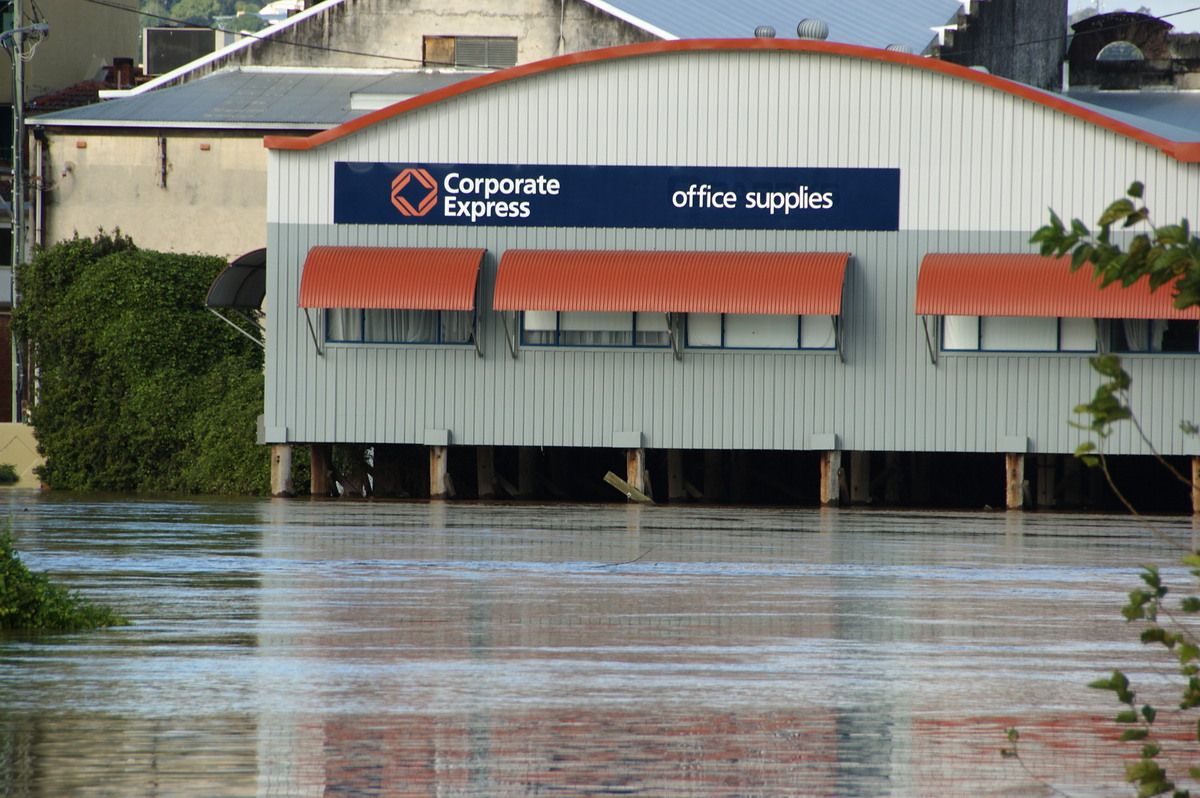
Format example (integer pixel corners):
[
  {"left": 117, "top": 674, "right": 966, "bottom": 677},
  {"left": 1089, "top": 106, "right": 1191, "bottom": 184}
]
[
  {"left": 939, "top": 315, "right": 1100, "bottom": 354},
  {"left": 518, "top": 310, "right": 671, "bottom": 349},
  {"left": 324, "top": 307, "right": 476, "bottom": 346},
  {"left": 685, "top": 313, "right": 839, "bottom": 351}
]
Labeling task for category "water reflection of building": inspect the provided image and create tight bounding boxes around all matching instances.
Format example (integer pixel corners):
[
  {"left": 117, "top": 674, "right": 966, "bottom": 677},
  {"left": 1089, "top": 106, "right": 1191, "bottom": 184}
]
[{"left": 250, "top": 516, "right": 1172, "bottom": 795}]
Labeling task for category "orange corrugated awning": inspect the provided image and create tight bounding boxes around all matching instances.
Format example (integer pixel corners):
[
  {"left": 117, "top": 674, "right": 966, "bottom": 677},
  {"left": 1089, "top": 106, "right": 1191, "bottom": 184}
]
[
  {"left": 493, "top": 250, "right": 850, "bottom": 315},
  {"left": 915, "top": 253, "right": 1200, "bottom": 319},
  {"left": 298, "top": 246, "right": 485, "bottom": 310}
]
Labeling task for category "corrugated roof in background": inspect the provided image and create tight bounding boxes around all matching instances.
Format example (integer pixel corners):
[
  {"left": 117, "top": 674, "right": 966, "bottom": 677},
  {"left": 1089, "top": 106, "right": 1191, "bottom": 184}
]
[
  {"left": 584, "top": 0, "right": 963, "bottom": 54},
  {"left": 493, "top": 250, "right": 850, "bottom": 315},
  {"left": 1065, "top": 90, "right": 1200, "bottom": 138},
  {"left": 28, "top": 68, "right": 474, "bottom": 127},
  {"left": 915, "top": 253, "right": 1200, "bottom": 319},
  {"left": 298, "top": 246, "right": 485, "bottom": 310}
]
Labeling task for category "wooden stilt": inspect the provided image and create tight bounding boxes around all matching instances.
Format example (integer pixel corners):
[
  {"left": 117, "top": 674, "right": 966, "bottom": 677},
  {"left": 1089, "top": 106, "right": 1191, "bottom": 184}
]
[
  {"left": 849, "top": 451, "right": 870, "bottom": 504},
  {"left": 477, "top": 446, "right": 496, "bottom": 499},
  {"left": 1192, "top": 456, "right": 1200, "bottom": 516},
  {"left": 518, "top": 446, "right": 538, "bottom": 498},
  {"left": 626, "top": 447, "right": 646, "bottom": 495},
  {"left": 429, "top": 445, "right": 449, "bottom": 500},
  {"left": 310, "top": 443, "right": 332, "bottom": 497},
  {"left": 270, "top": 443, "right": 294, "bottom": 498},
  {"left": 1005, "top": 452, "right": 1026, "bottom": 510},
  {"left": 666, "top": 449, "right": 685, "bottom": 502},
  {"left": 820, "top": 449, "right": 842, "bottom": 506},
  {"left": 603, "top": 470, "right": 653, "bottom": 503}
]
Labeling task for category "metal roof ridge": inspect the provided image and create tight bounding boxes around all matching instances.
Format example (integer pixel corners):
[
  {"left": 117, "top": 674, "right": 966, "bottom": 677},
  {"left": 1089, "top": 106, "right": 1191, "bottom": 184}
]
[
  {"left": 235, "top": 65, "right": 400, "bottom": 76},
  {"left": 98, "top": 0, "right": 351, "bottom": 100},
  {"left": 264, "top": 39, "right": 1200, "bottom": 162},
  {"left": 27, "top": 119, "right": 335, "bottom": 131},
  {"left": 578, "top": 0, "right": 678, "bottom": 40}
]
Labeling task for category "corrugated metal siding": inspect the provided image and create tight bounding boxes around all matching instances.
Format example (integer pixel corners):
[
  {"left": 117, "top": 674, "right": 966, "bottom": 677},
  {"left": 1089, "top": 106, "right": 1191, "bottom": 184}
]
[
  {"left": 264, "top": 47, "right": 1200, "bottom": 457},
  {"left": 915, "top": 254, "right": 1200, "bottom": 319},
  {"left": 297, "top": 246, "right": 484, "bottom": 309},
  {"left": 492, "top": 250, "right": 848, "bottom": 313}
]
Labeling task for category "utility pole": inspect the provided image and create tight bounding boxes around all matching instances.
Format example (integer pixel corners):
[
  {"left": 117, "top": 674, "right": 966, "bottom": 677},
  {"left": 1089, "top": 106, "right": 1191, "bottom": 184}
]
[{"left": 1, "top": 0, "right": 47, "bottom": 421}]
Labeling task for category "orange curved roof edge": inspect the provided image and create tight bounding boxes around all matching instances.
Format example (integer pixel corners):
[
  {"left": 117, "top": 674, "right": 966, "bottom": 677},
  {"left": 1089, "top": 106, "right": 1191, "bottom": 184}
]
[
  {"left": 298, "top": 246, "right": 485, "bottom": 310},
  {"left": 263, "top": 39, "right": 1200, "bottom": 162},
  {"left": 915, "top": 253, "right": 1200, "bottom": 319},
  {"left": 493, "top": 250, "right": 850, "bottom": 315}
]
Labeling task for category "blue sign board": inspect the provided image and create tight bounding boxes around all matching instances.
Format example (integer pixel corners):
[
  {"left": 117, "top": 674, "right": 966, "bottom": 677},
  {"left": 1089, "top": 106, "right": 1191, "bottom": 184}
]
[{"left": 334, "top": 162, "right": 900, "bottom": 231}]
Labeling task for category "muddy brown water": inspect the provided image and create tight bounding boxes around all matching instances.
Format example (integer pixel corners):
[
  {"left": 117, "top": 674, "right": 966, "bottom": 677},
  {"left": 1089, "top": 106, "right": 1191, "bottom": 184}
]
[{"left": 2, "top": 492, "right": 1197, "bottom": 796}]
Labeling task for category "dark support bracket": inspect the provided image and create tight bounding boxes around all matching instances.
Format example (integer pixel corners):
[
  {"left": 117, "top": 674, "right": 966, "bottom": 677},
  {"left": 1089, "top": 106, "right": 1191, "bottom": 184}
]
[
  {"left": 500, "top": 311, "right": 519, "bottom": 359},
  {"left": 303, "top": 309, "right": 324, "bottom": 357},
  {"left": 921, "top": 316, "right": 938, "bottom": 366}
]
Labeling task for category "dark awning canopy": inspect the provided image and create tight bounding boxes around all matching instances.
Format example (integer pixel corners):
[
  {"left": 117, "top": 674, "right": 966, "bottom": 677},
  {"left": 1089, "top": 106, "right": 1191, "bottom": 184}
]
[{"left": 206, "top": 248, "right": 266, "bottom": 310}]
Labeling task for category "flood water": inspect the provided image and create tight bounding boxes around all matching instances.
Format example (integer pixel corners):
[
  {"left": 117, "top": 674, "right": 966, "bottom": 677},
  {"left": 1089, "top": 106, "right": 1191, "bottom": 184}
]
[{"left": 2, "top": 492, "right": 1198, "bottom": 797}]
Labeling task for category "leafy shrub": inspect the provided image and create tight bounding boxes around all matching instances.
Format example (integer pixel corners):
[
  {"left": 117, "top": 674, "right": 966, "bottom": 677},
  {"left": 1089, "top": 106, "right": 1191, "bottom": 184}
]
[
  {"left": 13, "top": 232, "right": 270, "bottom": 493},
  {"left": 0, "top": 465, "right": 18, "bottom": 484},
  {"left": 0, "top": 528, "right": 128, "bottom": 631}
]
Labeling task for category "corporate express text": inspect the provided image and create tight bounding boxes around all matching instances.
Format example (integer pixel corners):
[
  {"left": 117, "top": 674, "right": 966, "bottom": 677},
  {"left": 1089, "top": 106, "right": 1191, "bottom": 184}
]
[{"left": 439, "top": 173, "right": 836, "bottom": 222}]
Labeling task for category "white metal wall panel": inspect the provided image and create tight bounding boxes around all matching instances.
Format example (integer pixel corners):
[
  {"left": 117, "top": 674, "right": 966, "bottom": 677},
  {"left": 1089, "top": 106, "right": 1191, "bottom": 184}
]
[{"left": 265, "top": 46, "right": 1200, "bottom": 456}]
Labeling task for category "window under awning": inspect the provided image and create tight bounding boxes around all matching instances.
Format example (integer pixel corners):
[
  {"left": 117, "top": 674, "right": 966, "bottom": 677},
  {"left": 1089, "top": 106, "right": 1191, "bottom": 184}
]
[
  {"left": 915, "top": 253, "right": 1200, "bottom": 320},
  {"left": 298, "top": 246, "right": 486, "bottom": 310},
  {"left": 492, "top": 250, "right": 851, "bottom": 315}
]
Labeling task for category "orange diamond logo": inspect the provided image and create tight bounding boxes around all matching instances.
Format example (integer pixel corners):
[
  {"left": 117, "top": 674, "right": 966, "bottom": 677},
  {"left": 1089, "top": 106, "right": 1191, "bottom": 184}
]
[{"left": 391, "top": 168, "right": 438, "bottom": 216}]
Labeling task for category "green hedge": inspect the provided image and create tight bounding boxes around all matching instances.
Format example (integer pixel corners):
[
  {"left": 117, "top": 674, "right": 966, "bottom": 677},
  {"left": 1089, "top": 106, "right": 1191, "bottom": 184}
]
[{"left": 13, "top": 232, "right": 271, "bottom": 493}]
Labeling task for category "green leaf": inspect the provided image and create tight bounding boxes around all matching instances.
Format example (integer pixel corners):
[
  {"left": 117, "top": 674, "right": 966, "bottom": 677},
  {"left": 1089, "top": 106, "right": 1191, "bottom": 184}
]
[
  {"left": 1125, "top": 207, "right": 1151, "bottom": 228},
  {"left": 1128, "top": 181, "right": 1145, "bottom": 198},
  {"left": 1072, "top": 243, "right": 1094, "bottom": 272},
  {"left": 1100, "top": 198, "right": 1137, "bottom": 226}
]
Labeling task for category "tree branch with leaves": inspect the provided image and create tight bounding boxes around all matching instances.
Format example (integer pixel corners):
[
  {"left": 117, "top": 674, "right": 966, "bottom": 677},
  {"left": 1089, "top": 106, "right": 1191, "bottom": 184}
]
[{"left": 1010, "top": 182, "right": 1200, "bottom": 797}]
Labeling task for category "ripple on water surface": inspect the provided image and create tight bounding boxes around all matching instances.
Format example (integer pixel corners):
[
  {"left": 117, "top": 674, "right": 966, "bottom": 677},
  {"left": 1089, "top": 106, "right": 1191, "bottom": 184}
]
[{"left": 0, "top": 493, "right": 1192, "bottom": 797}]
